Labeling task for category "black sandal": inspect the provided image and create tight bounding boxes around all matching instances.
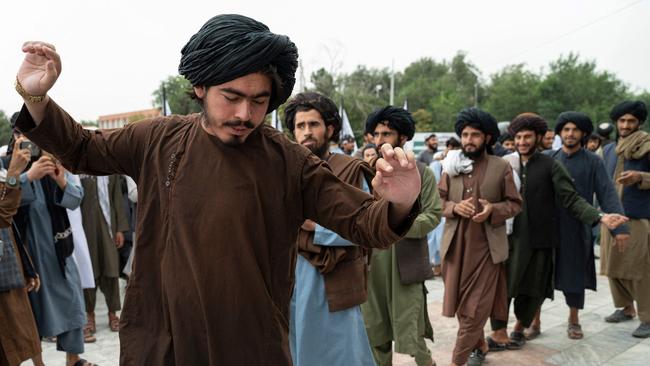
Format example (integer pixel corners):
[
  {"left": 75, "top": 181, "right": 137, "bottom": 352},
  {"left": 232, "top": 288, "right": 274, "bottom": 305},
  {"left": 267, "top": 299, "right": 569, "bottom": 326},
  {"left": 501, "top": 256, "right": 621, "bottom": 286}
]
[
  {"left": 486, "top": 336, "right": 507, "bottom": 352},
  {"left": 508, "top": 331, "right": 526, "bottom": 349},
  {"left": 73, "top": 359, "right": 98, "bottom": 366}
]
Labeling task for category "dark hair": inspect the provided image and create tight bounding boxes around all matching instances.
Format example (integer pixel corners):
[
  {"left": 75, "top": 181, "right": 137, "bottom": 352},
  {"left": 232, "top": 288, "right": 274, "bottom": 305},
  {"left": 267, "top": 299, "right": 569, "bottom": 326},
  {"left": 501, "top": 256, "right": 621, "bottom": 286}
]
[
  {"left": 426, "top": 133, "right": 437, "bottom": 141},
  {"left": 365, "top": 106, "right": 415, "bottom": 141},
  {"left": 361, "top": 143, "right": 378, "bottom": 155},
  {"left": 339, "top": 134, "right": 355, "bottom": 146},
  {"left": 498, "top": 133, "right": 514, "bottom": 143},
  {"left": 284, "top": 92, "right": 342, "bottom": 143},
  {"left": 508, "top": 112, "right": 548, "bottom": 136},
  {"left": 446, "top": 137, "right": 461, "bottom": 149}
]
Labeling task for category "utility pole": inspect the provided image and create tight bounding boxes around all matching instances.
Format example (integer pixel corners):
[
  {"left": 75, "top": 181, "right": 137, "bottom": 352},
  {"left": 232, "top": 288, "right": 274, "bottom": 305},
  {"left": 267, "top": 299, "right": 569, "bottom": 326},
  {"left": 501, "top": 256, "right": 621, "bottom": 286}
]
[{"left": 389, "top": 59, "right": 395, "bottom": 105}]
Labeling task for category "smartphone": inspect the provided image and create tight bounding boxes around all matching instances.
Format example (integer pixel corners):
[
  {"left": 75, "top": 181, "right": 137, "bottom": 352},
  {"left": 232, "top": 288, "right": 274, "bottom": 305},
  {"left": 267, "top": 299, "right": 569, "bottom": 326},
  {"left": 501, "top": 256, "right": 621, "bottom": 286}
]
[{"left": 20, "top": 141, "right": 41, "bottom": 159}]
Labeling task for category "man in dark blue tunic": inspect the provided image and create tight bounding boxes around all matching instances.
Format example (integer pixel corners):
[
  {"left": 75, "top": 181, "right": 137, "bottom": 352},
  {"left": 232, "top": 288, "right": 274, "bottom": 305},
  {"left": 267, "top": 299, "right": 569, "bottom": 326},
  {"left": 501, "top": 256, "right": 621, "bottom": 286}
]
[{"left": 547, "top": 111, "right": 629, "bottom": 339}]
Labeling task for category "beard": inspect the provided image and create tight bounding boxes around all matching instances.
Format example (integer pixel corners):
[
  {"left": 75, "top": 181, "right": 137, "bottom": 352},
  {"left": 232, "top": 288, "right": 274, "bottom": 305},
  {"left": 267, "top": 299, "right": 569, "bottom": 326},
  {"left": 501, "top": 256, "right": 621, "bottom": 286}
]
[
  {"left": 462, "top": 142, "right": 486, "bottom": 159},
  {"left": 203, "top": 112, "right": 257, "bottom": 146},
  {"left": 302, "top": 138, "right": 330, "bottom": 159},
  {"left": 562, "top": 140, "right": 580, "bottom": 149}
]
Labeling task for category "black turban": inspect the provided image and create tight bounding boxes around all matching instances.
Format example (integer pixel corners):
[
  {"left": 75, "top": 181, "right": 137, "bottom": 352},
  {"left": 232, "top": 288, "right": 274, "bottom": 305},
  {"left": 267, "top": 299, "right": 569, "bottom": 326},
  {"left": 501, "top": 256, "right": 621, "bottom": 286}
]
[
  {"left": 508, "top": 113, "right": 548, "bottom": 136},
  {"left": 454, "top": 108, "right": 500, "bottom": 143},
  {"left": 365, "top": 106, "right": 416, "bottom": 141},
  {"left": 284, "top": 92, "right": 342, "bottom": 143},
  {"left": 555, "top": 111, "right": 593, "bottom": 135},
  {"left": 609, "top": 100, "right": 647, "bottom": 124},
  {"left": 10, "top": 112, "right": 19, "bottom": 130},
  {"left": 179, "top": 14, "right": 299, "bottom": 112}
]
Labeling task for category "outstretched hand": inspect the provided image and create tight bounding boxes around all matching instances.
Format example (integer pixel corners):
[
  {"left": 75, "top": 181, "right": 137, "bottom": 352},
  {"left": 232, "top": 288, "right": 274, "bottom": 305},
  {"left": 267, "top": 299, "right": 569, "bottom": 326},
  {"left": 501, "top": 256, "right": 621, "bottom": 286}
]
[
  {"left": 372, "top": 144, "right": 420, "bottom": 208},
  {"left": 18, "top": 41, "right": 61, "bottom": 97},
  {"left": 600, "top": 213, "right": 629, "bottom": 230}
]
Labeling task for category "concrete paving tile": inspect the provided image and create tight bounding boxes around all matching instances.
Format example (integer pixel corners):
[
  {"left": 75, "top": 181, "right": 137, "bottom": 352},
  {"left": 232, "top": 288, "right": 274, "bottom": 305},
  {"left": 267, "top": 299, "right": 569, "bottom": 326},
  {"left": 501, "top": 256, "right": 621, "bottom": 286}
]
[{"left": 606, "top": 343, "right": 650, "bottom": 366}]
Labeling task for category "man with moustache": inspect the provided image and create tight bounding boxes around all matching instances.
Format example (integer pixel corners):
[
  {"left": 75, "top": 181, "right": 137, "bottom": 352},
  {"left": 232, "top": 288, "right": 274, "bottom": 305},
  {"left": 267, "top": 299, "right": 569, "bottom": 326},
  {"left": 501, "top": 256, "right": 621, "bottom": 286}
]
[
  {"left": 601, "top": 101, "right": 650, "bottom": 338},
  {"left": 488, "top": 113, "right": 628, "bottom": 349},
  {"left": 417, "top": 134, "right": 439, "bottom": 166},
  {"left": 12, "top": 15, "right": 423, "bottom": 365},
  {"left": 540, "top": 130, "right": 556, "bottom": 151},
  {"left": 285, "top": 92, "right": 376, "bottom": 365},
  {"left": 361, "top": 106, "right": 441, "bottom": 366},
  {"left": 546, "top": 111, "right": 628, "bottom": 339},
  {"left": 438, "top": 108, "right": 522, "bottom": 366}
]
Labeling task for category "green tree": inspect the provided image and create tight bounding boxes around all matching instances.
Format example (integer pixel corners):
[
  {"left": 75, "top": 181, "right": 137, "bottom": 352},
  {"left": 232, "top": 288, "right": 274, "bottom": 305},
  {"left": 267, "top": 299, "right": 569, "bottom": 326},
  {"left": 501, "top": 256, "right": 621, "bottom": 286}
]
[
  {"left": 0, "top": 110, "right": 14, "bottom": 146},
  {"left": 79, "top": 119, "right": 98, "bottom": 127},
  {"left": 337, "top": 66, "right": 392, "bottom": 136},
  {"left": 411, "top": 108, "right": 434, "bottom": 131},
  {"left": 309, "top": 68, "right": 338, "bottom": 98},
  {"left": 483, "top": 64, "right": 541, "bottom": 121},
  {"left": 152, "top": 75, "right": 202, "bottom": 115},
  {"left": 538, "top": 53, "right": 628, "bottom": 126}
]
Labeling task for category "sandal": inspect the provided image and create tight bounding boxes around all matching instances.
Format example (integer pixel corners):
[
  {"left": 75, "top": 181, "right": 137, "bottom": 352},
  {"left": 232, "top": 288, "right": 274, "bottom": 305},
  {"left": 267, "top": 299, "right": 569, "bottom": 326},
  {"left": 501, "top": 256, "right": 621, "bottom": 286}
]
[
  {"left": 109, "top": 312, "right": 120, "bottom": 332},
  {"left": 84, "top": 327, "right": 97, "bottom": 343},
  {"left": 567, "top": 323, "right": 583, "bottom": 339},
  {"left": 486, "top": 336, "right": 507, "bottom": 352},
  {"left": 467, "top": 348, "right": 486, "bottom": 366},
  {"left": 605, "top": 309, "right": 635, "bottom": 323},
  {"left": 524, "top": 325, "right": 541, "bottom": 340},
  {"left": 73, "top": 358, "right": 98, "bottom": 366},
  {"left": 508, "top": 331, "right": 526, "bottom": 349},
  {"left": 85, "top": 312, "right": 96, "bottom": 334}
]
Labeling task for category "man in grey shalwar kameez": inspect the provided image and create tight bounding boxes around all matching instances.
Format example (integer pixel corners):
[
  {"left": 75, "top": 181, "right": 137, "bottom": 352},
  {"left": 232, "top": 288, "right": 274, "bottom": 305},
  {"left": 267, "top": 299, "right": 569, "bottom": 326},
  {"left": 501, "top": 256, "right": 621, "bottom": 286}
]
[{"left": 17, "top": 149, "right": 93, "bottom": 366}]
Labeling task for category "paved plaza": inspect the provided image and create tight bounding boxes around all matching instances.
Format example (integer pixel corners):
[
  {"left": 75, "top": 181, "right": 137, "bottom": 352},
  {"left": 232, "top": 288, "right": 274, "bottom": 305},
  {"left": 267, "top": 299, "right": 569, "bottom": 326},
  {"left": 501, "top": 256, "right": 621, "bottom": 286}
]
[{"left": 26, "top": 260, "right": 650, "bottom": 366}]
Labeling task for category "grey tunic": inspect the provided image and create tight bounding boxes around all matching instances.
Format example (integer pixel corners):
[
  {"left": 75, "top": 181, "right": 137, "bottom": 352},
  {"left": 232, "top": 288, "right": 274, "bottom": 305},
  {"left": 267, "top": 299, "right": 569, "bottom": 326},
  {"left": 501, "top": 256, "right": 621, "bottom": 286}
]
[{"left": 20, "top": 173, "right": 86, "bottom": 337}]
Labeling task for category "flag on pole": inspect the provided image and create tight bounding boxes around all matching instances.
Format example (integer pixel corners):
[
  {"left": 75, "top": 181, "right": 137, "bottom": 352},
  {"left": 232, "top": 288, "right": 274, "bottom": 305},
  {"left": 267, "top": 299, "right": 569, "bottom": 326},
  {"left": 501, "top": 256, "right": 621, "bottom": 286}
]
[
  {"left": 164, "top": 100, "right": 173, "bottom": 116},
  {"left": 271, "top": 110, "right": 283, "bottom": 132},
  {"left": 339, "top": 105, "right": 358, "bottom": 150}
]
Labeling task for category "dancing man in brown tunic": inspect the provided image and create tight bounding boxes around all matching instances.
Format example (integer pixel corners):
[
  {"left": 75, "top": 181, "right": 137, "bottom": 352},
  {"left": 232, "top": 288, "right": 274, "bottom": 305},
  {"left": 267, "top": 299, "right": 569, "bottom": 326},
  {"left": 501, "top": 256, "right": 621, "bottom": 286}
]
[
  {"left": 12, "top": 14, "right": 422, "bottom": 366},
  {"left": 438, "top": 108, "right": 522, "bottom": 366}
]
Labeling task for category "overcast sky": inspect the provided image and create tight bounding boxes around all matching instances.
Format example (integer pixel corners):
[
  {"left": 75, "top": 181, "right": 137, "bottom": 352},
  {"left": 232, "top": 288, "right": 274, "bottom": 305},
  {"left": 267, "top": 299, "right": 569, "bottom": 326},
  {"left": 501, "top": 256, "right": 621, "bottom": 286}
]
[{"left": 1, "top": 0, "right": 648, "bottom": 121}]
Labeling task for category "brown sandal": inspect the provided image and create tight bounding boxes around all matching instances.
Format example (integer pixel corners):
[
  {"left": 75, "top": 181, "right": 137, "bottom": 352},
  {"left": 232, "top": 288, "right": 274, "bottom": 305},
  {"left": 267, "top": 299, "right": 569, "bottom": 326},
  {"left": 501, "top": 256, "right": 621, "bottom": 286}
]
[
  {"left": 85, "top": 312, "right": 96, "bottom": 334},
  {"left": 109, "top": 312, "right": 120, "bottom": 332},
  {"left": 567, "top": 323, "right": 583, "bottom": 339}
]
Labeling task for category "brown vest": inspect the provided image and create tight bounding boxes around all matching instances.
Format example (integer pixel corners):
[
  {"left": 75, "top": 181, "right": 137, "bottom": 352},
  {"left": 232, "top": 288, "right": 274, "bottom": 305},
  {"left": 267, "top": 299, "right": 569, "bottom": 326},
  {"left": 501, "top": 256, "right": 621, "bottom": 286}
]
[
  {"left": 440, "top": 155, "right": 510, "bottom": 264},
  {"left": 297, "top": 153, "right": 374, "bottom": 312}
]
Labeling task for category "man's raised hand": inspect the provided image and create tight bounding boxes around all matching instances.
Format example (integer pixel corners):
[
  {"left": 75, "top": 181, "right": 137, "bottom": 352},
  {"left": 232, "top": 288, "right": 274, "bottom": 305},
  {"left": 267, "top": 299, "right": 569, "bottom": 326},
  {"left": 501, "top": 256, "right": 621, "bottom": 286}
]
[
  {"left": 372, "top": 143, "right": 420, "bottom": 207},
  {"left": 18, "top": 41, "right": 61, "bottom": 99}
]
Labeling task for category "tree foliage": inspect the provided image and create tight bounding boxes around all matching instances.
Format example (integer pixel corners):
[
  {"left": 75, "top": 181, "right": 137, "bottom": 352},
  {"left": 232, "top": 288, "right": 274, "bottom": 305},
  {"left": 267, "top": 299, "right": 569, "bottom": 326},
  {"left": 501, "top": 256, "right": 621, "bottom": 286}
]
[
  {"left": 0, "top": 110, "right": 15, "bottom": 147},
  {"left": 482, "top": 64, "right": 541, "bottom": 122},
  {"left": 152, "top": 75, "right": 202, "bottom": 115},
  {"left": 151, "top": 52, "right": 649, "bottom": 136}
]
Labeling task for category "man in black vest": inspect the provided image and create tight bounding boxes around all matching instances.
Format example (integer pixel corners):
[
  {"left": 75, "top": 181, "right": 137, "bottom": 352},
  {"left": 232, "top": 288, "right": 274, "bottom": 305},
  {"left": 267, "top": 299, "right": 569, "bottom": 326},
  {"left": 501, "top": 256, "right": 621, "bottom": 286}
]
[
  {"left": 488, "top": 113, "right": 628, "bottom": 350},
  {"left": 600, "top": 100, "right": 650, "bottom": 338}
]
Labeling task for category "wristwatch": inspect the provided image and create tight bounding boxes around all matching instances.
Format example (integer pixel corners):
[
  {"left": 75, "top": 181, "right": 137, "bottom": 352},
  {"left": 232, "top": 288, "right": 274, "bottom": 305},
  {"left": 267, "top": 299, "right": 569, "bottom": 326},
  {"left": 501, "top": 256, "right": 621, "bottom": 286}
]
[{"left": 6, "top": 176, "right": 18, "bottom": 188}]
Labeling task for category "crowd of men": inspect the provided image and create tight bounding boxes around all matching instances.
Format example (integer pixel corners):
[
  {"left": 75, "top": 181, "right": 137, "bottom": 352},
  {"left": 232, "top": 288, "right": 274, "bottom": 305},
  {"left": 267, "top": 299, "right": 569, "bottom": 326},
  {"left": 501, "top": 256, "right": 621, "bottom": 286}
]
[
  {"left": 0, "top": 114, "right": 138, "bottom": 366},
  {"left": 0, "top": 13, "right": 648, "bottom": 366}
]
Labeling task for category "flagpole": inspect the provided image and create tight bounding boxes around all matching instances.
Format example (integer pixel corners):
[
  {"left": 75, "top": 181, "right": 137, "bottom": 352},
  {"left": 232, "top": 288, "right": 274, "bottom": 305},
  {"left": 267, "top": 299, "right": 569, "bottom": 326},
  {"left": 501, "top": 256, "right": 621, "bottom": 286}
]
[
  {"left": 389, "top": 59, "right": 395, "bottom": 106},
  {"left": 162, "top": 82, "right": 168, "bottom": 116}
]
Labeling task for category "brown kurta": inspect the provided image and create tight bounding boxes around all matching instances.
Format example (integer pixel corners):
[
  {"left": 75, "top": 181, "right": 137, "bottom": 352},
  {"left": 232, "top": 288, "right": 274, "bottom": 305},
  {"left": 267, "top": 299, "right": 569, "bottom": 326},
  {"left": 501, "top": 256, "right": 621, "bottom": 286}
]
[
  {"left": 0, "top": 184, "right": 41, "bottom": 366},
  {"left": 16, "top": 100, "right": 417, "bottom": 366},
  {"left": 439, "top": 154, "right": 521, "bottom": 365}
]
